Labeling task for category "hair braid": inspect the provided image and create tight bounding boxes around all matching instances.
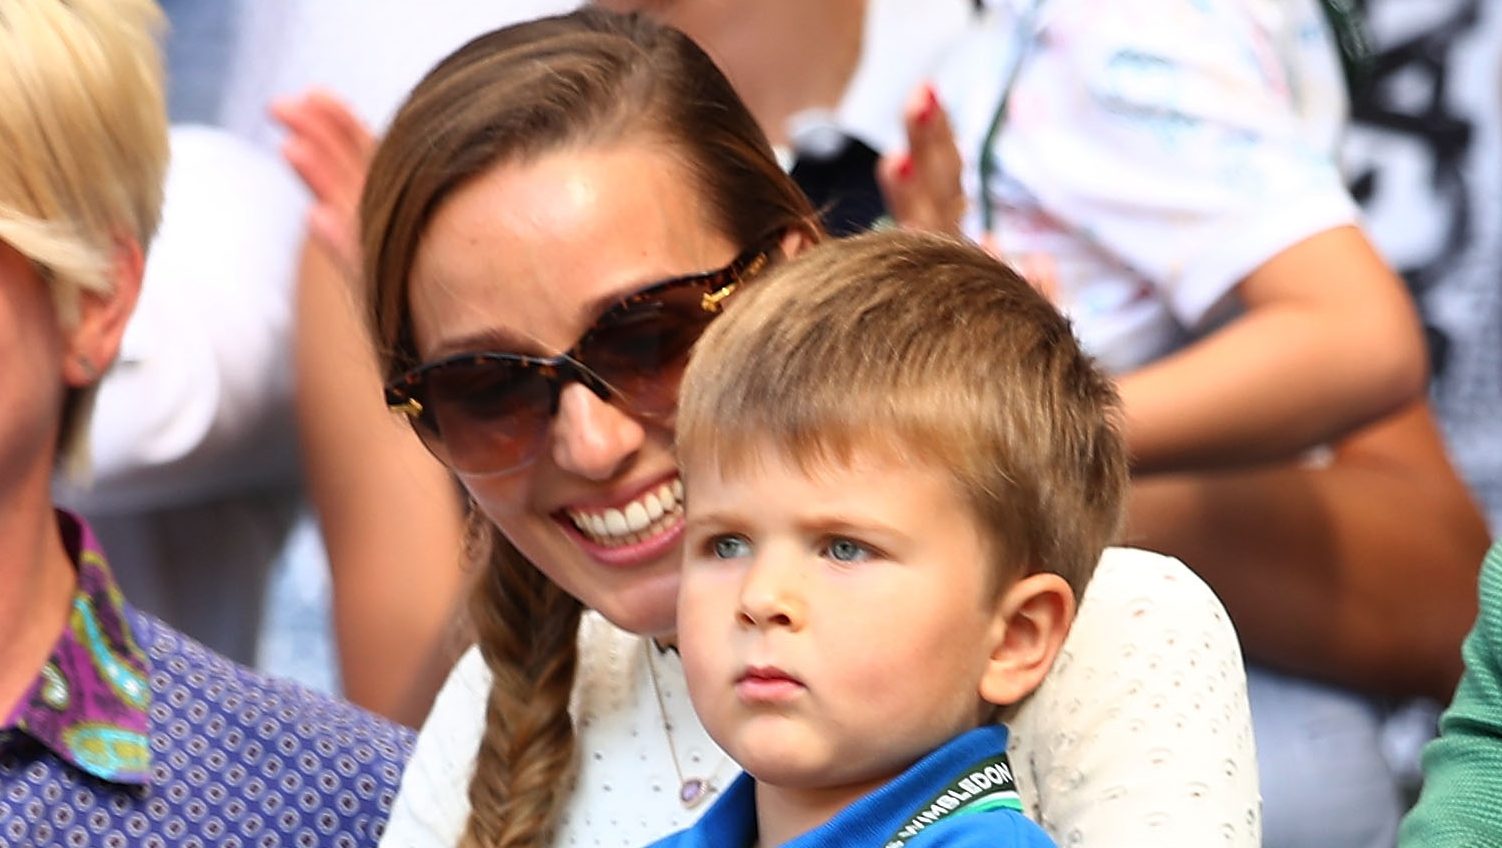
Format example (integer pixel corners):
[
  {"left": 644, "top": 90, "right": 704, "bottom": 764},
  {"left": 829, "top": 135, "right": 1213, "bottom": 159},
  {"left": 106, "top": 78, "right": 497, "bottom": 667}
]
[{"left": 458, "top": 509, "right": 583, "bottom": 848}]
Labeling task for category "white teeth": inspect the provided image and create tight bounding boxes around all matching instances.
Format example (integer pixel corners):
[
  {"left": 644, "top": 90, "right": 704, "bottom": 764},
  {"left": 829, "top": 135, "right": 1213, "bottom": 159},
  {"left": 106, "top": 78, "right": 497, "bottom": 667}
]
[
  {"left": 624, "top": 502, "right": 650, "bottom": 532},
  {"left": 567, "top": 478, "right": 686, "bottom": 547},
  {"left": 657, "top": 483, "right": 677, "bottom": 510}
]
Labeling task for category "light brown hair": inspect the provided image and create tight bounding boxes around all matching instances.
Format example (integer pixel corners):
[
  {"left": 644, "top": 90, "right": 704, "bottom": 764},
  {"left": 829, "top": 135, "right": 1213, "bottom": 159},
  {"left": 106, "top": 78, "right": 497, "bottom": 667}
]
[
  {"left": 677, "top": 230, "right": 1127, "bottom": 598},
  {"left": 361, "top": 9, "right": 818, "bottom": 847}
]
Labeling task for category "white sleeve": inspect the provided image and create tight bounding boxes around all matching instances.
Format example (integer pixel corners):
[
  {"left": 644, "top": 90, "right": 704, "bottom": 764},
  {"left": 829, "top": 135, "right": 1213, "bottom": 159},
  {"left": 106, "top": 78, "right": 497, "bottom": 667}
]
[
  {"left": 57, "top": 126, "right": 306, "bottom": 512},
  {"left": 993, "top": 0, "right": 1359, "bottom": 328},
  {"left": 379, "top": 646, "right": 490, "bottom": 848},
  {"left": 1008, "top": 548, "right": 1260, "bottom": 846}
]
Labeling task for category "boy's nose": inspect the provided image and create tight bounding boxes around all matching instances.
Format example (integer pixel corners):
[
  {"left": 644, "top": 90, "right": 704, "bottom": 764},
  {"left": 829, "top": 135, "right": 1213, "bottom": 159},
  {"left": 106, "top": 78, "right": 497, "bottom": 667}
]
[{"left": 736, "top": 556, "right": 805, "bottom": 630}]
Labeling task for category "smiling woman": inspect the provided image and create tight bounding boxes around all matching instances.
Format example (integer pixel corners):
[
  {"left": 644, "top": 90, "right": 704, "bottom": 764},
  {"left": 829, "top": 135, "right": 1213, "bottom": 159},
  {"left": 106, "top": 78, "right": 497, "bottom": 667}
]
[{"left": 361, "top": 12, "right": 817, "bottom": 846}]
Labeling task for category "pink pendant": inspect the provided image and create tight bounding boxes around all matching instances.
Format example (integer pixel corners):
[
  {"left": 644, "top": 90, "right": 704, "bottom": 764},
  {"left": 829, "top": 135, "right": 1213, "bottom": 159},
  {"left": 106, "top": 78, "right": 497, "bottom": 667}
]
[{"left": 679, "top": 778, "right": 710, "bottom": 808}]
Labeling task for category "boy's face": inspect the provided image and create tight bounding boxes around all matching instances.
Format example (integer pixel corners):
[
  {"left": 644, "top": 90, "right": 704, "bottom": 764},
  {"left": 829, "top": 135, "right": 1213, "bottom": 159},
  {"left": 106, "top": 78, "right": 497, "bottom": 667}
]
[{"left": 677, "top": 446, "right": 1009, "bottom": 794}]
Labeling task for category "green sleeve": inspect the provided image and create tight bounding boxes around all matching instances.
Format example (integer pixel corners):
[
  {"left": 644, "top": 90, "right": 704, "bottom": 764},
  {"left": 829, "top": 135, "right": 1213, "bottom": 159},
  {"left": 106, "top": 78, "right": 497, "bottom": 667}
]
[{"left": 1400, "top": 541, "right": 1502, "bottom": 846}]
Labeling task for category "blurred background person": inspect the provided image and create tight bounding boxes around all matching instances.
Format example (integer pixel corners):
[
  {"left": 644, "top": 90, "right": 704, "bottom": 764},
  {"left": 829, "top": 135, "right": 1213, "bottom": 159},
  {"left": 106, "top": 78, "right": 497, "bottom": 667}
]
[{"left": 0, "top": 1, "right": 410, "bottom": 845}]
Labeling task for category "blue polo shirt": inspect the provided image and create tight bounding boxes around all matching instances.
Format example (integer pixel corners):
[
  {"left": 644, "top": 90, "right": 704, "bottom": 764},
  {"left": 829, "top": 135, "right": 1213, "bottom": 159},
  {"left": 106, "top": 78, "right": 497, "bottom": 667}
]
[{"left": 650, "top": 724, "right": 1055, "bottom": 847}]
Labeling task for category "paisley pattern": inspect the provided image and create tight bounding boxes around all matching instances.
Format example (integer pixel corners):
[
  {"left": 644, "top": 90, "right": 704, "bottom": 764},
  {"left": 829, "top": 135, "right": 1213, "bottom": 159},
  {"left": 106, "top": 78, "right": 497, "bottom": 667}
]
[{"left": 6, "top": 515, "right": 152, "bottom": 783}]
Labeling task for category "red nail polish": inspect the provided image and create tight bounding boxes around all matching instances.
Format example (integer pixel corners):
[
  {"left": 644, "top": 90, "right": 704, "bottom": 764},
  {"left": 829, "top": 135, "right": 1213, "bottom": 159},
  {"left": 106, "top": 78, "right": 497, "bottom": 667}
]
[
  {"left": 918, "top": 85, "right": 938, "bottom": 124},
  {"left": 897, "top": 155, "right": 914, "bottom": 180}
]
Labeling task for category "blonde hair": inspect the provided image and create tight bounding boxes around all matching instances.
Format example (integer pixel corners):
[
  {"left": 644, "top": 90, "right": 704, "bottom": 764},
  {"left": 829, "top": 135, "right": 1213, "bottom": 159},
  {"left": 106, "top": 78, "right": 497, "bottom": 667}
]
[
  {"left": 676, "top": 230, "right": 1127, "bottom": 598},
  {"left": 362, "top": 10, "right": 818, "bottom": 846},
  {"left": 0, "top": 0, "right": 168, "bottom": 325}
]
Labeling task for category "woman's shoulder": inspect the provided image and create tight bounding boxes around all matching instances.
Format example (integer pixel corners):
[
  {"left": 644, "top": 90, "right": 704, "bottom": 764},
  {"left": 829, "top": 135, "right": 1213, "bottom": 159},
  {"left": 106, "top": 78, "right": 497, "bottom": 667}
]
[
  {"left": 1085, "top": 546, "right": 1236, "bottom": 624},
  {"left": 1009, "top": 546, "right": 1260, "bottom": 846}
]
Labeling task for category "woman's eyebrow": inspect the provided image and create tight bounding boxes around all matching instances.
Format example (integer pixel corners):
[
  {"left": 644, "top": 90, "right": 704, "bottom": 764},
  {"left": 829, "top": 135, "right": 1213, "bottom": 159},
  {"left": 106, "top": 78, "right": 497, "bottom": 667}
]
[{"left": 425, "top": 326, "right": 552, "bottom": 360}]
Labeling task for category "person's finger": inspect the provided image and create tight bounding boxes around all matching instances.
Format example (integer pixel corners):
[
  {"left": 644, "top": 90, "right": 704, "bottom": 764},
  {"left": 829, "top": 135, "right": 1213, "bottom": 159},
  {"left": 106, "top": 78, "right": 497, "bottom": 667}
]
[
  {"left": 897, "top": 82, "right": 966, "bottom": 235},
  {"left": 282, "top": 137, "right": 353, "bottom": 209},
  {"left": 303, "top": 90, "right": 377, "bottom": 161},
  {"left": 876, "top": 151, "right": 919, "bottom": 226},
  {"left": 278, "top": 114, "right": 369, "bottom": 214},
  {"left": 273, "top": 92, "right": 368, "bottom": 186}
]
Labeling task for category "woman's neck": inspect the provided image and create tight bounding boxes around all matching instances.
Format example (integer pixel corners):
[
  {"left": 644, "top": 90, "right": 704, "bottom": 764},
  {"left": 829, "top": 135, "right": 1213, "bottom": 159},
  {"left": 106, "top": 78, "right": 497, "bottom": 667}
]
[{"left": 0, "top": 482, "right": 78, "bottom": 719}]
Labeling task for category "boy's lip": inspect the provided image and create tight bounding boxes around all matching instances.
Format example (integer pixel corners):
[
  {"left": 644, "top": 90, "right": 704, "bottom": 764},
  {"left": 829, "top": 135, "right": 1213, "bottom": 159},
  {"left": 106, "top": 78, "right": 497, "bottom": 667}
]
[{"left": 735, "top": 665, "right": 805, "bottom": 703}]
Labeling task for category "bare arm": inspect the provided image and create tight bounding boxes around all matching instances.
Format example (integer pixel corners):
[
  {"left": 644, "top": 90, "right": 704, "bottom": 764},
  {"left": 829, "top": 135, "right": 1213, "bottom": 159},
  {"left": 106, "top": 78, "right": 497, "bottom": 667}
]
[
  {"left": 879, "top": 87, "right": 1427, "bottom": 474},
  {"left": 1120, "top": 225, "right": 1428, "bottom": 473},
  {"left": 295, "top": 237, "right": 469, "bottom": 726},
  {"left": 1126, "top": 400, "right": 1489, "bottom": 701},
  {"left": 279, "top": 90, "right": 471, "bottom": 725}
]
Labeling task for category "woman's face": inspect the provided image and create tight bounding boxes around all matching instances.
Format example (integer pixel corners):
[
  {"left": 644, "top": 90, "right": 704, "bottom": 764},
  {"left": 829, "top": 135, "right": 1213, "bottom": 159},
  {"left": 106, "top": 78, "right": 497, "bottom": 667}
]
[{"left": 407, "top": 143, "right": 741, "bottom": 637}]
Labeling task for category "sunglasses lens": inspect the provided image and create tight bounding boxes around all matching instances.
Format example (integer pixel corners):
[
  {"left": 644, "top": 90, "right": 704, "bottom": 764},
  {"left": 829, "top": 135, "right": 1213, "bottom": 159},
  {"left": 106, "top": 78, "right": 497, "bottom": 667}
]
[
  {"left": 411, "top": 358, "right": 554, "bottom": 473},
  {"left": 580, "top": 284, "right": 722, "bottom": 415}
]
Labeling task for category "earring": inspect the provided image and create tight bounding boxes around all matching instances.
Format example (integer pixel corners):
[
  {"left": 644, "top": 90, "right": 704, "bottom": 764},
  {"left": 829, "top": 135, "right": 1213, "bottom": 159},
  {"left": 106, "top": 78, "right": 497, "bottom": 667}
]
[{"left": 75, "top": 356, "right": 98, "bottom": 381}]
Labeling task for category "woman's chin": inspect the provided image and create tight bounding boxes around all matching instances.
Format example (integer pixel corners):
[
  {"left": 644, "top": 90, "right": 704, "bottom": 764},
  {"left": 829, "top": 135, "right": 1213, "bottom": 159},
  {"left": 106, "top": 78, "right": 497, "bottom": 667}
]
[{"left": 577, "top": 563, "right": 682, "bottom": 637}]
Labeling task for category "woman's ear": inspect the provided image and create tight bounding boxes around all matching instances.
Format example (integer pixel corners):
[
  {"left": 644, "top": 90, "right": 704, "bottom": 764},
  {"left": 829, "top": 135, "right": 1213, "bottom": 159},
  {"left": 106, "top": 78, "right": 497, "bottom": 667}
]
[
  {"left": 779, "top": 225, "right": 816, "bottom": 261},
  {"left": 978, "top": 572, "right": 1076, "bottom": 707},
  {"left": 62, "top": 236, "right": 143, "bottom": 387}
]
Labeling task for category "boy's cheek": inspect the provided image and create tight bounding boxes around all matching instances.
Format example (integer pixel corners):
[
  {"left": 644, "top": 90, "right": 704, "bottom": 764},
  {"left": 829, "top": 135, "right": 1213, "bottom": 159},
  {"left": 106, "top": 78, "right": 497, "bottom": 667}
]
[{"left": 676, "top": 573, "right": 727, "bottom": 637}]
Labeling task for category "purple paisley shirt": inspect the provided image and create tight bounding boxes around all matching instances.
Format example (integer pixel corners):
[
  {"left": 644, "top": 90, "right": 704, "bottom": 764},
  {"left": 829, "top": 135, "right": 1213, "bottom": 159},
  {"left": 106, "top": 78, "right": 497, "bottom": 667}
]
[
  {"left": 0, "top": 513, "right": 413, "bottom": 847},
  {"left": 2, "top": 514, "right": 152, "bottom": 783}
]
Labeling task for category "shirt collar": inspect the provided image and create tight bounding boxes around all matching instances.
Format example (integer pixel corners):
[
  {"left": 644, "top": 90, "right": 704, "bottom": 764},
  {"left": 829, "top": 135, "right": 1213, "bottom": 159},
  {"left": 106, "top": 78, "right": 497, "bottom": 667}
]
[{"left": 1, "top": 511, "right": 152, "bottom": 785}]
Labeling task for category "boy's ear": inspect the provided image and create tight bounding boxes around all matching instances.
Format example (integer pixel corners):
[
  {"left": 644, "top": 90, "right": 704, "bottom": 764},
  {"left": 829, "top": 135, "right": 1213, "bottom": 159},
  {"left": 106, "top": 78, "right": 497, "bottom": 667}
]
[
  {"left": 62, "top": 236, "right": 143, "bottom": 387},
  {"left": 978, "top": 573, "right": 1076, "bottom": 707}
]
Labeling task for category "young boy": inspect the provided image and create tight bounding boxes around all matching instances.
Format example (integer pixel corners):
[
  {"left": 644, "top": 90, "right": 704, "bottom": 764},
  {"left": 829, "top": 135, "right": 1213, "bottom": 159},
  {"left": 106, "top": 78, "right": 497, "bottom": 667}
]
[{"left": 650, "top": 229, "right": 1128, "bottom": 847}]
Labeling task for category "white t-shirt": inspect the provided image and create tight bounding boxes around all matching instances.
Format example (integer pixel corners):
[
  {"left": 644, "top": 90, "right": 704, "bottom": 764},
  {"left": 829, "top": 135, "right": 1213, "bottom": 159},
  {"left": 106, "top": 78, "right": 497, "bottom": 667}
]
[
  {"left": 379, "top": 548, "right": 1260, "bottom": 847},
  {"left": 50, "top": 126, "right": 309, "bottom": 663},
  {"left": 220, "top": 0, "right": 580, "bottom": 152},
  {"left": 940, "top": 0, "right": 1360, "bottom": 374}
]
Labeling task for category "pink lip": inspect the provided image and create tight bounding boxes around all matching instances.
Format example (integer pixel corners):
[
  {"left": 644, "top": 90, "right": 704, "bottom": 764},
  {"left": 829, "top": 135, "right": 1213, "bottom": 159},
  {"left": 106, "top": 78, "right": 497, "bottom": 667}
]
[{"left": 735, "top": 666, "right": 805, "bottom": 703}]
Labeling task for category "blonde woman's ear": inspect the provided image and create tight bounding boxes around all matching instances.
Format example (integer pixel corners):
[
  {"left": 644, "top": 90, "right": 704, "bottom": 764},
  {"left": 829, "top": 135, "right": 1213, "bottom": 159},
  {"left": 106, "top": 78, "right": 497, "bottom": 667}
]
[
  {"left": 62, "top": 236, "right": 143, "bottom": 388},
  {"left": 978, "top": 572, "right": 1076, "bottom": 707}
]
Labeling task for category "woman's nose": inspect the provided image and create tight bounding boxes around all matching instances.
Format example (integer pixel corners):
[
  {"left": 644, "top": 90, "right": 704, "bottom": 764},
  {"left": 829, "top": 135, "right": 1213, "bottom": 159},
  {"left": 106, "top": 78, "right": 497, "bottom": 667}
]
[{"left": 550, "top": 382, "right": 647, "bottom": 481}]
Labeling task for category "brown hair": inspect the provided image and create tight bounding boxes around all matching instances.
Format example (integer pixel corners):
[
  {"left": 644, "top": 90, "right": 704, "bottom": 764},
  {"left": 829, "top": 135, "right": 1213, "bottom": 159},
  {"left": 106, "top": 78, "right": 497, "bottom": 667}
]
[
  {"left": 360, "top": 9, "right": 817, "bottom": 846},
  {"left": 676, "top": 230, "right": 1127, "bottom": 598}
]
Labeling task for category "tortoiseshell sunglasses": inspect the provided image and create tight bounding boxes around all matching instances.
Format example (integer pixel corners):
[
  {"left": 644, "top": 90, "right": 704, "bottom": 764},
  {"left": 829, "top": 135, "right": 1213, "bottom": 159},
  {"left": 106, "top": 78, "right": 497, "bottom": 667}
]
[{"left": 385, "top": 236, "right": 778, "bottom": 475}]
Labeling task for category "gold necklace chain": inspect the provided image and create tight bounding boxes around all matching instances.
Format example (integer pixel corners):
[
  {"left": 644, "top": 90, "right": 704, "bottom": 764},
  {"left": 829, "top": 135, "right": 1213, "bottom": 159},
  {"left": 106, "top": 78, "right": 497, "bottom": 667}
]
[{"left": 643, "top": 640, "right": 727, "bottom": 809}]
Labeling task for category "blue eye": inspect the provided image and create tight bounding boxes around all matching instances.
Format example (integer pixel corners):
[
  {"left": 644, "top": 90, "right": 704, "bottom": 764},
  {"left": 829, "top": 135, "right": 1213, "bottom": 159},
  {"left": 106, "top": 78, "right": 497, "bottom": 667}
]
[
  {"left": 825, "top": 538, "right": 871, "bottom": 563},
  {"left": 711, "top": 535, "right": 752, "bottom": 559}
]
